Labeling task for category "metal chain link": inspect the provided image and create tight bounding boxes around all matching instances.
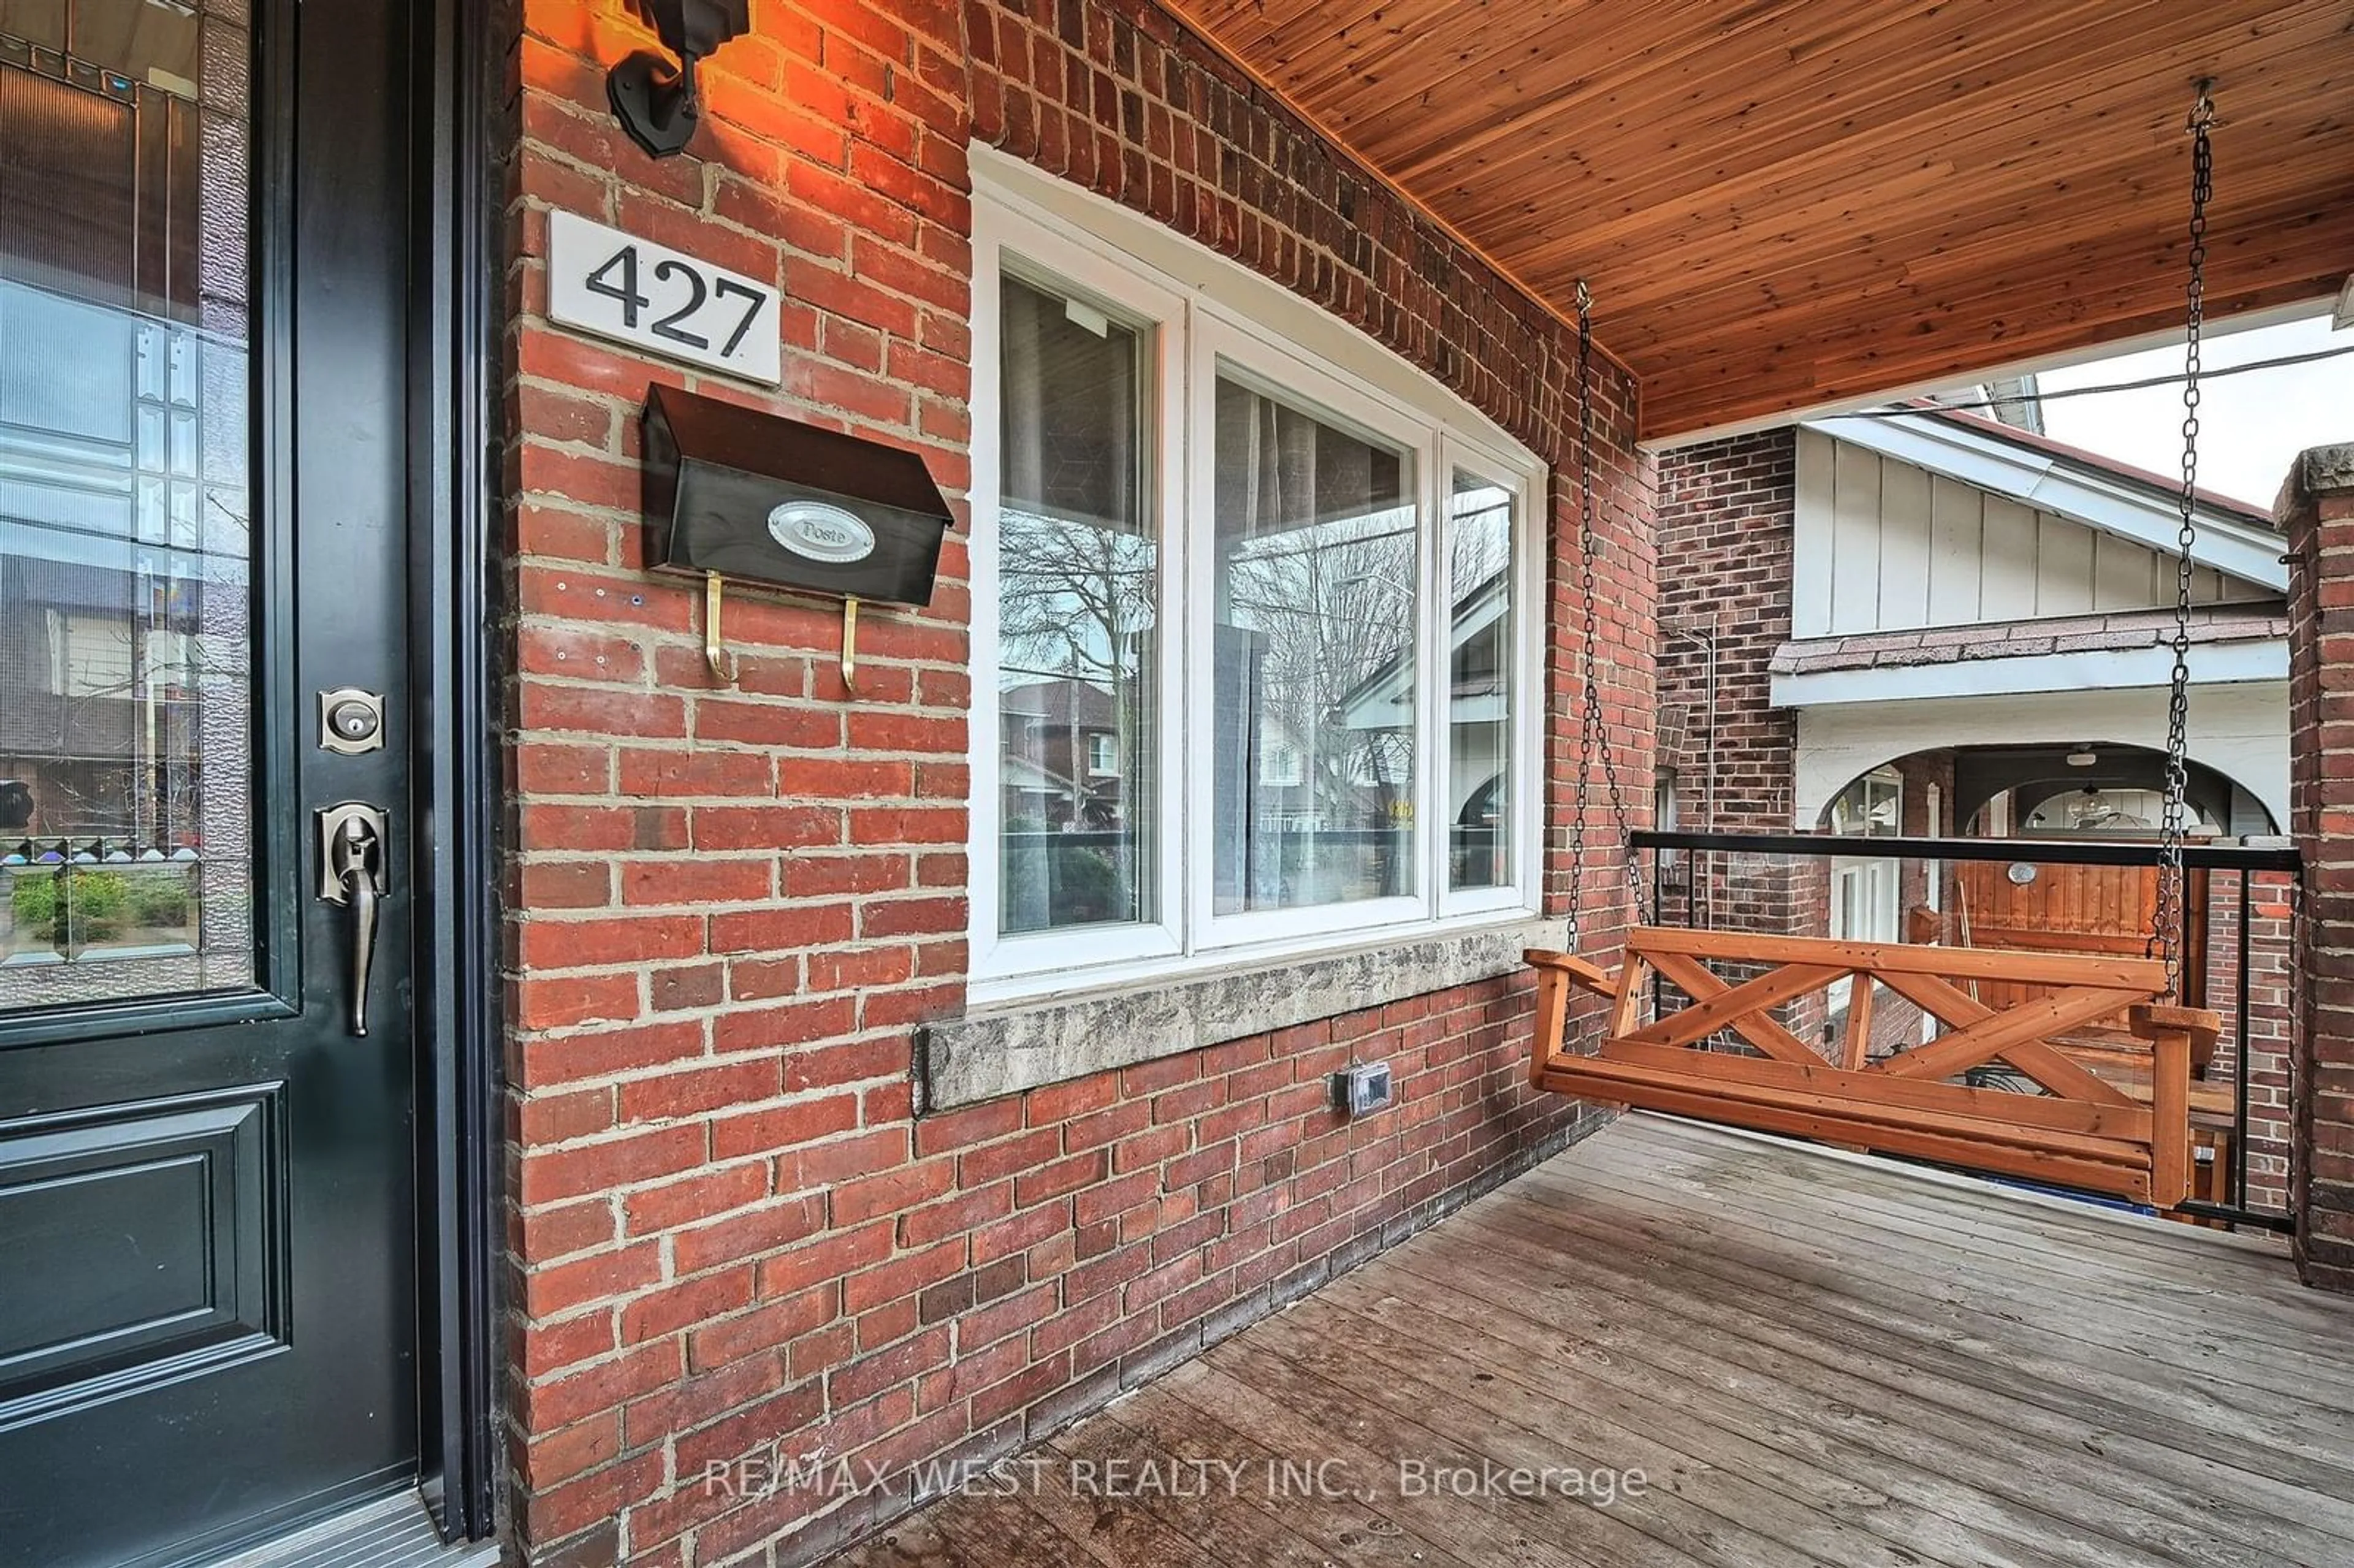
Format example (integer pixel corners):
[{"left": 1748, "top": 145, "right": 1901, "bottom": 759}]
[
  {"left": 2152, "top": 84, "right": 2214, "bottom": 994},
  {"left": 1566, "top": 281, "right": 1642, "bottom": 949}
]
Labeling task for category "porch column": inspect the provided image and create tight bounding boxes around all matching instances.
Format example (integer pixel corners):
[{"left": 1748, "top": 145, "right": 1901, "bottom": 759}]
[{"left": 2280, "top": 441, "right": 2354, "bottom": 1292}]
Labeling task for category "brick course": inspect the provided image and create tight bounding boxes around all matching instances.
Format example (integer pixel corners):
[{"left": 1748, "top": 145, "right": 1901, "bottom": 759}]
[
  {"left": 499, "top": 3, "right": 1650, "bottom": 1564},
  {"left": 2281, "top": 447, "right": 2354, "bottom": 1290},
  {"left": 1653, "top": 431, "right": 1832, "bottom": 1033}
]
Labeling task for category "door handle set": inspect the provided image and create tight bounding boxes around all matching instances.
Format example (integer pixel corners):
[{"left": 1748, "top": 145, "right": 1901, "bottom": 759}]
[{"left": 317, "top": 802, "right": 389, "bottom": 1037}]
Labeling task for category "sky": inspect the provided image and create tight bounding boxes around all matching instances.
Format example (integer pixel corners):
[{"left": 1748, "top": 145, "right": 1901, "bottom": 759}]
[{"left": 2033, "top": 311, "right": 2353, "bottom": 511}]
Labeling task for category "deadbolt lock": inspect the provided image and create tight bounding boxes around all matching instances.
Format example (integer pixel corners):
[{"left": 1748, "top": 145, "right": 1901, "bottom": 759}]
[{"left": 319, "top": 687, "right": 386, "bottom": 755}]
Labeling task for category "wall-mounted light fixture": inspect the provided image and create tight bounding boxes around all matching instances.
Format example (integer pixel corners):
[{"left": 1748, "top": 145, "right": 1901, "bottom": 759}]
[{"left": 606, "top": 0, "right": 752, "bottom": 159}]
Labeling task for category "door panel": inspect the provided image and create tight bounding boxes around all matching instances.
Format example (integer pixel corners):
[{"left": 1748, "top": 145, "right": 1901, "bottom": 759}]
[
  {"left": 0, "top": 5, "right": 422, "bottom": 1566},
  {"left": 0, "top": 1087, "right": 283, "bottom": 1418}
]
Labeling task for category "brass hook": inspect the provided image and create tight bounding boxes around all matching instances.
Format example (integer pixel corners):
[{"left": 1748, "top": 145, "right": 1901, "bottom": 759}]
[
  {"left": 840, "top": 595, "right": 860, "bottom": 694},
  {"left": 703, "top": 572, "right": 737, "bottom": 686}
]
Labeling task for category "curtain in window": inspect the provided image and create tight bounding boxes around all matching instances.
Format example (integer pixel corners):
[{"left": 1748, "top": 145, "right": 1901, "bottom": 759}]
[
  {"left": 995, "top": 276, "right": 1155, "bottom": 934},
  {"left": 1211, "top": 375, "right": 1415, "bottom": 915}
]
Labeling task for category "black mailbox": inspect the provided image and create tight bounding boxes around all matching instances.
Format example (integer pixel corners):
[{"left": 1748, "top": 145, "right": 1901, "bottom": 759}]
[{"left": 643, "top": 383, "right": 951, "bottom": 606}]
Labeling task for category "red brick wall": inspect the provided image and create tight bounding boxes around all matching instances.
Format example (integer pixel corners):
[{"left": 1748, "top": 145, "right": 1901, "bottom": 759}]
[
  {"left": 1653, "top": 431, "right": 1832, "bottom": 1033},
  {"left": 498, "top": 3, "right": 1651, "bottom": 1564},
  {"left": 1655, "top": 430, "right": 1799, "bottom": 844},
  {"left": 2282, "top": 454, "right": 2354, "bottom": 1290},
  {"left": 2201, "top": 869, "right": 2296, "bottom": 1213}
]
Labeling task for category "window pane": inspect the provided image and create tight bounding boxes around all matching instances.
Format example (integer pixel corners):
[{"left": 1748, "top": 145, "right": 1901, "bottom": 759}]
[
  {"left": 996, "top": 274, "right": 1155, "bottom": 934},
  {"left": 1212, "top": 374, "right": 1414, "bottom": 914},
  {"left": 1447, "top": 471, "right": 1513, "bottom": 890},
  {"left": 1, "top": 13, "right": 254, "bottom": 1008},
  {"left": 1830, "top": 769, "right": 1901, "bottom": 837}
]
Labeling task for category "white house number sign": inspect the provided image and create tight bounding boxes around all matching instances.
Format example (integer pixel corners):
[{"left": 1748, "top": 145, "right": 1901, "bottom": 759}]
[{"left": 547, "top": 210, "right": 783, "bottom": 386}]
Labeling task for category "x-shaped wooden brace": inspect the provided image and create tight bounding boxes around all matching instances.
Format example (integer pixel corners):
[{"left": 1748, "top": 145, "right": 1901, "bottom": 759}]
[
  {"left": 1618, "top": 954, "right": 1845, "bottom": 1066},
  {"left": 1872, "top": 970, "right": 2138, "bottom": 1106}
]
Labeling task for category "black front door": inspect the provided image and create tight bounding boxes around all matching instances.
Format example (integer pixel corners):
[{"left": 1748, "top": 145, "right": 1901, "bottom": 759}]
[{"left": 0, "top": 5, "right": 425, "bottom": 1564}]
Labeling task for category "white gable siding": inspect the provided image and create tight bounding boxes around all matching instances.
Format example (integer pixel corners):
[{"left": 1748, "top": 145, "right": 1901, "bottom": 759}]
[{"left": 1791, "top": 429, "right": 2253, "bottom": 637}]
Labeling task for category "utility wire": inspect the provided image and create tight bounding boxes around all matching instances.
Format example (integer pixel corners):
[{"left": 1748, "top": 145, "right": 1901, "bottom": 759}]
[{"left": 1834, "top": 342, "right": 2354, "bottom": 418}]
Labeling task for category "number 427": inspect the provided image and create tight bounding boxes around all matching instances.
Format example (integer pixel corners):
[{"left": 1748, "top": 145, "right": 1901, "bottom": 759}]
[{"left": 584, "top": 245, "right": 765, "bottom": 357}]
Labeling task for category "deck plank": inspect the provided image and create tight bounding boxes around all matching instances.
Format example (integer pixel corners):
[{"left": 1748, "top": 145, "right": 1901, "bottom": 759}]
[
  {"left": 1629, "top": 1116, "right": 2323, "bottom": 1306},
  {"left": 1217, "top": 1310, "right": 1906, "bottom": 1568},
  {"left": 1489, "top": 1171, "right": 2354, "bottom": 1491},
  {"left": 1564, "top": 1135, "right": 2354, "bottom": 1395},
  {"left": 1268, "top": 1281, "right": 2074, "bottom": 1568},
  {"left": 823, "top": 1116, "right": 2354, "bottom": 1568},
  {"left": 1403, "top": 1193, "right": 2354, "bottom": 1566},
  {"left": 1103, "top": 1382, "right": 1488, "bottom": 1568},
  {"left": 1528, "top": 1157, "right": 2354, "bottom": 1453}
]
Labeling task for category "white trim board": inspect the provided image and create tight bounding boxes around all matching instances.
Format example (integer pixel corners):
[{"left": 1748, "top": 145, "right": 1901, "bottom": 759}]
[
  {"left": 1770, "top": 640, "right": 2287, "bottom": 709},
  {"left": 1802, "top": 411, "right": 2287, "bottom": 592},
  {"left": 965, "top": 146, "right": 1548, "bottom": 1009},
  {"left": 1789, "top": 682, "right": 2289, "bottom": 832},
  {"left": 969, "top": 144, "right": 1534, "bottom": 465}
]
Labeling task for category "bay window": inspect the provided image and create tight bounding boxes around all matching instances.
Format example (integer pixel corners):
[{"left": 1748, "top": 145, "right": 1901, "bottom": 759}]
[{"left": 970, "top": 171, "right": 1543, "bottom": 1001}]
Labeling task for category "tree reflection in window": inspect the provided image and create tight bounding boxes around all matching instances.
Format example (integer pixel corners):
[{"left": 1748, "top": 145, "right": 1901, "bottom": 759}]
[{"left": 995, "top": 275, "right": 1156, "bottom": 933}]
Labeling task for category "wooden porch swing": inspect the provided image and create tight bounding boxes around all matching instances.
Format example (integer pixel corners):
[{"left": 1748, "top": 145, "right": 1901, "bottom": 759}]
[{"left": 1525, "top": 91, "right": 2227, "bottom": 1211}]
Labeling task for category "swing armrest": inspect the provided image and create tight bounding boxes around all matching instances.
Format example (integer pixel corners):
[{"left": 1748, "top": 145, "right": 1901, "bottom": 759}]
[
  {"left": 2128, "top": 1002, "right": 2222, "bottom": 1065},
  {"left": 2129, "top": 1002, "right": 2221, "bottom": 1210},
  {"left": 1524, "top": 948, "right": 1618, "bottom": 999}
]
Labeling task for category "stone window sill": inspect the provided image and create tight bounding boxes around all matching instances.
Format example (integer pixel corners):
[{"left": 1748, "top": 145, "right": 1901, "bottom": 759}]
[{"left": 916, "top": 915, "right": 1566, "bottom": 1111}]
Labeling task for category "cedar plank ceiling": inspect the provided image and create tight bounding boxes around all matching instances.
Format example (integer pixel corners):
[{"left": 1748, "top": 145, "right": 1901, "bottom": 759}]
[{"left": 1158, "top": 0, "right": 2354, "bottom": 441}]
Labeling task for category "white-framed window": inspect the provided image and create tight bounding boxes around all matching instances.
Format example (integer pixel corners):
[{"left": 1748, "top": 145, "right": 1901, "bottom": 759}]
[
  {"left": 967, "top": 151, "right": 1545, "bottom": 1002},
  {"left": 1828, "top": 767, "right": 1903, "bottom": 944},
  {"left": 1829, "top": 858, "right": 1900, "bottom": 945},
  {"left": 1827, "top": 767, "right": 1902, "bottom": 838}
]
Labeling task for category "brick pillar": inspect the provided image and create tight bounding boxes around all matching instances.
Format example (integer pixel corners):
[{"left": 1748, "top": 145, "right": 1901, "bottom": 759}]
[{"left": 2280, "top": 443, "right": 2354, "bottom": 1290}]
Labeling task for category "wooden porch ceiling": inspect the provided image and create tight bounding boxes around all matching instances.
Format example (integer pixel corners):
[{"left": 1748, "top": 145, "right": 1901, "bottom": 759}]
[{"left": 1159, "top": 1, "right": 2354, "bottom": 442}]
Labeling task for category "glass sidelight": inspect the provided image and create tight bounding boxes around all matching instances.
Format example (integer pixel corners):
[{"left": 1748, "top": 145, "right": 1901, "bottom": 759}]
[
  {"left": 1211, "top": 371, "right": 1417, "bottom": 913},
  {"left": 1447, "top": 468, "right": 1515, "bottom": 892},
  {"left": 994, "top": 272, "right": 1160, "bottom": 935},
  {"left": 0, "top": 3, "right": 255, "bottom": 1007}
]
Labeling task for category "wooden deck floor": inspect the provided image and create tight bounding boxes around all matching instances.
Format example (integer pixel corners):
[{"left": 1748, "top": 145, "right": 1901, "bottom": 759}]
[{"left": 832, "top": 1114, "right": 2354, "bottom": 1568}]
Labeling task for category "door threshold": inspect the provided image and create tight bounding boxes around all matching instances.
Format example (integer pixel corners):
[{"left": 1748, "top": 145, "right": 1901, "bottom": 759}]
[{"left": 197, "top": 1491, "right": 499, "bottom": 1568}]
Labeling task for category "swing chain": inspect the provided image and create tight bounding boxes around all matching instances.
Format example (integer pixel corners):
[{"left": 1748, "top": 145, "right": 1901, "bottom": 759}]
[
  {"left": 2152, "top": 83, "right": 2214, "bottom": 993},
  {"left": 1566, "top": 280, "right": 1642, "bottom": 951}
]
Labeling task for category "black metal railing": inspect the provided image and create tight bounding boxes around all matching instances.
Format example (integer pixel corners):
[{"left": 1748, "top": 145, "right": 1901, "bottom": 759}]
[{"left": 1630, "top": 829, "right": 2302, "bottom": 1232}]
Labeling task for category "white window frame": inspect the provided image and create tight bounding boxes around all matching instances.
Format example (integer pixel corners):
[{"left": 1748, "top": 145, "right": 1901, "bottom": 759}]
[
  {"left": 967, "top": 148, "right": 1544, "bottom": 1005},
  {"left": 1829, "top": 857, "right": 1901, "bottom": 945},
  {"left": 969, "top": 210, "right": 1188, "bottom": 986},
  {"left": 1829, "top": 766, "right": 1903, "bottom": 945},
  {"left": 1438, "top": 441, "right": 1543, "bottom": 921}
]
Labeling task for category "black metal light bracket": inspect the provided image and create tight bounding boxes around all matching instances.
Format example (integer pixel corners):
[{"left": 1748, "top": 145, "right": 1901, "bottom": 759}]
[{"left": 606, "top": 0, "right": 751, "bottom": 159}]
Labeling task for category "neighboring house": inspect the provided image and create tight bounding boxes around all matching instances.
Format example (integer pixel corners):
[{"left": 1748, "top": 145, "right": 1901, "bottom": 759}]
[
  {"left": 0, "top": 283, "right": 229, "bottom": 850},
  {"left": 0, "top": 234, "right": 241, "bottom": 988},
  {"left": 1656, "top": 406, "right": 2296, "bottom": 1201},
  {"left": 1778, "top": 406, "right": 2286, "bottom": 837},
  {"left": 996, "top": 675, "right": 1127, "bottom": 829},
  {"left": 1656, "top": 407, "right": 2288, "bottom": 873},
  {"left": 1339, "top": 562, "right": 1517, "bottom": 889}
]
